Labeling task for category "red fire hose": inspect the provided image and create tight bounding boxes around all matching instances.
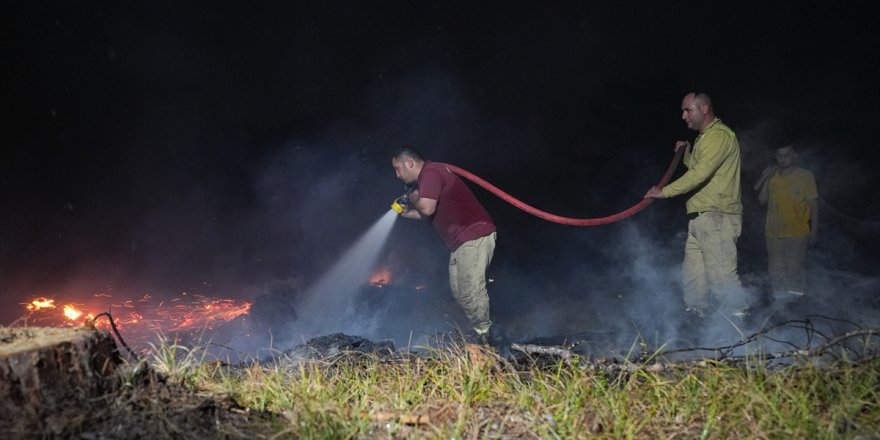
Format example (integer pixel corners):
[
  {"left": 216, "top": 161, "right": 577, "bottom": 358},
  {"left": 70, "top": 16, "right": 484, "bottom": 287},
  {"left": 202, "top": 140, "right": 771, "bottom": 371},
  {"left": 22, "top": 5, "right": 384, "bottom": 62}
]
[{"left": 441, "top": 147, "right": 684, "bottom": 226}]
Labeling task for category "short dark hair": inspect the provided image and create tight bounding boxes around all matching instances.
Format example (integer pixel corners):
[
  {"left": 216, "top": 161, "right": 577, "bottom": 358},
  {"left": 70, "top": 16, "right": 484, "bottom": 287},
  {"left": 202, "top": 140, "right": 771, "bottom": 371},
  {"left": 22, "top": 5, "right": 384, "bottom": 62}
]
[
  {"left": 691, "top": 92, "right": 712, "bottom": 108},
  {"left": 392, "top": 145, "right": 424, "bottom": 162}
]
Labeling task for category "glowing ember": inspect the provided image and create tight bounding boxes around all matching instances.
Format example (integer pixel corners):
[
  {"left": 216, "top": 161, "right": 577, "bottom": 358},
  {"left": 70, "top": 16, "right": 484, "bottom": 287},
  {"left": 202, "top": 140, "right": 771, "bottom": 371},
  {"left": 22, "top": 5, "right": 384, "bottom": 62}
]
[
  {"left": 26, "top": 297, "right": 56, "bottom": 310},
  {"left": 166, "top": 296, "right": 252, "bottom": 331},
  {"left": 63, "top": 305, "right": 83, "bottom": 321},
  {"left": 370, "top": 268, "right": 392, "bottom": 287}
]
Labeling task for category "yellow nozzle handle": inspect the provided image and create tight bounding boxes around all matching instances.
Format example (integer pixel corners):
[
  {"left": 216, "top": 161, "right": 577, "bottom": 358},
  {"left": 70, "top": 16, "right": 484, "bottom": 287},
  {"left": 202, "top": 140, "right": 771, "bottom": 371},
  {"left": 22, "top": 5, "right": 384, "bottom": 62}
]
[{"left": 391, "top": 200, "right": 404, "bottom": 214}]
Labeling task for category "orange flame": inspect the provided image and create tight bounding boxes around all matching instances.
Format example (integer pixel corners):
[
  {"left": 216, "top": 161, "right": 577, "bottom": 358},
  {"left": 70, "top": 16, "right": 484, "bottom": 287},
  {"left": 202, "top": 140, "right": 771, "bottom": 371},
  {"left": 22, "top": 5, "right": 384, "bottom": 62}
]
[
  {"left": 16, "top": 290, "right": 252, "bottom": 349},
  {"left": 168, "top": 298, "right": 252, "bottom": 331},
  {"left": 26, "top": 297, "right": 56, "bottom": 311},
  {"left": 370, "top": 268, "right": 392, "bottom": 287},
  {"left": 63, "top": 305, "right": 83, "bottom": 321}
]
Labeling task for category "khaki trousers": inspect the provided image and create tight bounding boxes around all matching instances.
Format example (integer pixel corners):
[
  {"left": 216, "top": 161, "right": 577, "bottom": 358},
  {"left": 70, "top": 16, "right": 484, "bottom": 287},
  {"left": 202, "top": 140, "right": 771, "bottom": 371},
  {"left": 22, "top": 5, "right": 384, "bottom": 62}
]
[
  {"left": 683, "top": 212, "right": 750, "bottom": 314},
  {"left": 766, "top": 235, "right": 808, "bottom": 296},
  {"left": 449, "top": 232, "right": 496, "bottom": 334}
]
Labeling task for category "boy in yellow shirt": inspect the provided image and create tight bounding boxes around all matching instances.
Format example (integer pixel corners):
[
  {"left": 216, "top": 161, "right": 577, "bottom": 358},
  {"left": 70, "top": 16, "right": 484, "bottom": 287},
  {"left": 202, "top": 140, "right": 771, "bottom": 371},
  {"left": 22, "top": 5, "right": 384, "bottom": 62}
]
[{"left": 753, "top": 145, "right": 819, "bottom": 299}]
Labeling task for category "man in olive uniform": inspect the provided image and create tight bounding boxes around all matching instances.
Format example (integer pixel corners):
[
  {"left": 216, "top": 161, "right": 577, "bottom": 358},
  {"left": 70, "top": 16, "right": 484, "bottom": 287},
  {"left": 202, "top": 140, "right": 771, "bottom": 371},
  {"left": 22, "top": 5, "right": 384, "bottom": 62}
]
[{"left": 646, "top": 92, "right": 752, "bottom": 320}]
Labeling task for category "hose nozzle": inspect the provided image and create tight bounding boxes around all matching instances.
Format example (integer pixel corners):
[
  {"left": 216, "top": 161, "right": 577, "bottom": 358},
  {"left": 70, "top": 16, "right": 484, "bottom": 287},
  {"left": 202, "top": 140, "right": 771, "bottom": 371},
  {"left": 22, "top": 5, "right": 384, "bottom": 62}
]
[
  {"left": 390, "top": 198, "right": 405, "bottom": 214},
  {"left": 390, "top": 183, "right": 417, "bottom": 214}
]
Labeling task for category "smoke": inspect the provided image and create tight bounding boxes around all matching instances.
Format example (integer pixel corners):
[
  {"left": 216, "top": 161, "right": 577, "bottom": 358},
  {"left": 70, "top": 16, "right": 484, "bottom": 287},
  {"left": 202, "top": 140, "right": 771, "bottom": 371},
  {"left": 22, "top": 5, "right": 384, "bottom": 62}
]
[
  {"left": 200, "top": 82, "right": 879, "bottom": 362},
  {"left": 451, "top": 115, "right": 880, "bottom": 360}
]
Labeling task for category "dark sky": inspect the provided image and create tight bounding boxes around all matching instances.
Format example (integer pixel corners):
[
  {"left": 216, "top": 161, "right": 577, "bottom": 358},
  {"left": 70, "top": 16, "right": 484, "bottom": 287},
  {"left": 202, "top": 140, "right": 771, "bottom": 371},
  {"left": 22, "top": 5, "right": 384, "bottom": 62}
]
[{"left": 2, "top": 2, "right": 879, "bottom": 333}]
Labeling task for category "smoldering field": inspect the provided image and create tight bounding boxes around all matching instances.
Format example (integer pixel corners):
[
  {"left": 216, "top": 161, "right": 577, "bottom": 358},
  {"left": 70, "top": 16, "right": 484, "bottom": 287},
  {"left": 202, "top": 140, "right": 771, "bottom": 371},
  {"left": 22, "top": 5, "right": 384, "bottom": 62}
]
[
  {"left": 152, "top": 138, "right": 880, "bottom": 361},
  {"left": 5, "top": 135, "right": 879, "bottom": 364}
]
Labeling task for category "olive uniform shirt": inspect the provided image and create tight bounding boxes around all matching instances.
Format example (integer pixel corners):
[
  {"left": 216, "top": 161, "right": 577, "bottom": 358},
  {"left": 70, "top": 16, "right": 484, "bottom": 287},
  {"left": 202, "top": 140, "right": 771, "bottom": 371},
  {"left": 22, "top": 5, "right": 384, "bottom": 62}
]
[{"left": 661, "top": 118, "right": 743, "bottom": 215}]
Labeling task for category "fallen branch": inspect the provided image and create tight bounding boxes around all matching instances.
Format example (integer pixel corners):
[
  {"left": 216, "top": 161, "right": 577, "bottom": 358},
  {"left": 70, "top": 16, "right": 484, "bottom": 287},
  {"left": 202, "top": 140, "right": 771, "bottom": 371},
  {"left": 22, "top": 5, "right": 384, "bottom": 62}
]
[
  {"left": 510, "top": 343, "right": 575, "bottom": 365},
  {"left": 510, "top": 319, "right": 880, "bottom": 373},
  {"left": 718, "top": 328, "right": 880, "bottom": 364}
]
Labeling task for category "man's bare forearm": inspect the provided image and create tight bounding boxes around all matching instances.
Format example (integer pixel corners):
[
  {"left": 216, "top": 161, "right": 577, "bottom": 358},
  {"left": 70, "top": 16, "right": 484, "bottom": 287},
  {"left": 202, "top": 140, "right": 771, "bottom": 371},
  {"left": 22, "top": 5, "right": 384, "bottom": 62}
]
[
  {"left": 809, "top": 198, "right": 819, "bottom": 233},
  {"left": 401, "top": 208, "right": 427, "bottom": 220},
  {"left": 757, "top": 179, "right": 769, "bottom": 205},
  {"left": 754, "top": 167, "right": 775, "bottom": 205}
]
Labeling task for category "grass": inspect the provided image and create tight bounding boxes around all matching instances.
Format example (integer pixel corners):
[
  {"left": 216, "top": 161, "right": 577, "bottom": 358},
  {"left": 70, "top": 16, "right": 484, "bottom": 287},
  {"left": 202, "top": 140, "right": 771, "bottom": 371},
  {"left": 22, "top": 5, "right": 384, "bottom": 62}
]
[{"left": 141, "top": 339, "right": 880, "bottom": 439}]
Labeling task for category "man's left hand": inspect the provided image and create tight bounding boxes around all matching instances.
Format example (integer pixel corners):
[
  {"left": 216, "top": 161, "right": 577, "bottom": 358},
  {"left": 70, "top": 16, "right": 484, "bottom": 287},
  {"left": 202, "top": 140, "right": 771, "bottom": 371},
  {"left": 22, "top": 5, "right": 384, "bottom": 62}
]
[{"left": 644, "top": 186, "right": 665, "bottom": 199}]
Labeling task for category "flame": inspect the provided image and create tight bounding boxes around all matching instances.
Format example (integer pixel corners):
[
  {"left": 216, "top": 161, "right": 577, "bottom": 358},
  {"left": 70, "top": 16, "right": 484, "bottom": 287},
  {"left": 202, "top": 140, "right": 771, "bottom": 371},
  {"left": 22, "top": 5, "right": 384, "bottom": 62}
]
[
  {"left": 167, "top": 297, "right": 252, "bottom": 331},
  {"left": 63, "top": 304, "right": 83, "bottom": 321},
  {"left": 370, "top": 268, "right": 392, "bottom": 287},
  {"left": 26, "top": 297, "right": 56, "bottom": 310},
  {"left": 15, "top": 290, "right": 252, "bottom": 348}
]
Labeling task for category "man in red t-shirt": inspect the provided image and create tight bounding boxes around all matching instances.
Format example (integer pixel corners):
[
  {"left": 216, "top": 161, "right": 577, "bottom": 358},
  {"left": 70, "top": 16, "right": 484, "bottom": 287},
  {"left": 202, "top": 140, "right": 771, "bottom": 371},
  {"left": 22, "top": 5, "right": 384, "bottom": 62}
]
[{"left": 391, "top": 146, "right": 497, "bottom": 340}]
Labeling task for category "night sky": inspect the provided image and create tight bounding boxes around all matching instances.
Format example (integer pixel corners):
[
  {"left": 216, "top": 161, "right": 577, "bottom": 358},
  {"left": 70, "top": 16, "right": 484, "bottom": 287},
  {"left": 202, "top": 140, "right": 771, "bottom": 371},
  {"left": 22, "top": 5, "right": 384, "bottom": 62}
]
[{"left": 2, "top": 2, "right": 879, "bottom": 341}]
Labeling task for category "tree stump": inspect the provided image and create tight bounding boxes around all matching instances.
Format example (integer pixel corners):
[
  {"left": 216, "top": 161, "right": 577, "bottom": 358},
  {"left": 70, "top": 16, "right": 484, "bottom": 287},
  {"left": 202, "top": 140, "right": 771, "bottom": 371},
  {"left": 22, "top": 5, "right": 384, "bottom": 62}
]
[{"left": 0, "top": 326, "right": 121, "bottom": 436}]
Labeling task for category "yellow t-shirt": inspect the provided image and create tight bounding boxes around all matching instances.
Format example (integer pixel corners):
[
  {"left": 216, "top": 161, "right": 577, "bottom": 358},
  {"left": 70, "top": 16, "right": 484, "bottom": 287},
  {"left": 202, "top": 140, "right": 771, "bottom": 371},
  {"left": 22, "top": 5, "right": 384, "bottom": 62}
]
[{"left": 765, "top": 167, "right": 818, "bottom": 238}]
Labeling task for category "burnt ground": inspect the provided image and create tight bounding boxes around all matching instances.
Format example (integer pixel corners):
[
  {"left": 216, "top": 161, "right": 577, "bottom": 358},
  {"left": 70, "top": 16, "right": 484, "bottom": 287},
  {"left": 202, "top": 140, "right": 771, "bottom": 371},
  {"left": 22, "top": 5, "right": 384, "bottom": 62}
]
[
  {"left": 2, "top": 360, "right": 280, "bottom": 440},
  {"left": 275, "top": 332, "right": 396, "bottom": 363},
  {"left": 3, "top": 333, "right": 406, "bottom": 439},
  {"left": 6, "top": 332, "right": 541, "bottom": 439}
]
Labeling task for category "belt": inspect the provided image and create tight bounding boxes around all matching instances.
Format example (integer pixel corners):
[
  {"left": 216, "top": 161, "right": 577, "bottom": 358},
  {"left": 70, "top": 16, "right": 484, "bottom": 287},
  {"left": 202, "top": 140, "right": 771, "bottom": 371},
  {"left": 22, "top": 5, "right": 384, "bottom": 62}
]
[{"left": 687, "top": 211, "right": 724, "bottom": 220}]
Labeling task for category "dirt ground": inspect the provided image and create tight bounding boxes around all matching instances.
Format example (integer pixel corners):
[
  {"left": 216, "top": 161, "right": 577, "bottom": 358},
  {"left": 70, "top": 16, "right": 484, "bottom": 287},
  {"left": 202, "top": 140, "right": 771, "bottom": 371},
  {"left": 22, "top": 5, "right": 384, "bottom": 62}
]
[
  {"left": 4, "top": 361, "right": 280, "bottom": 439},
  {"left": 0, "top": 325, "right": 279, "bottom": 439}
]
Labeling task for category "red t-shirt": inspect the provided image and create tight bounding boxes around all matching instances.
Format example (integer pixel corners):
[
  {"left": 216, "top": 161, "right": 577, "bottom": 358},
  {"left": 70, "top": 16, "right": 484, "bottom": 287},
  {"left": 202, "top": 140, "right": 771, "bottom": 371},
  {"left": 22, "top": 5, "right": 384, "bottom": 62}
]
[{"left": 418, "top": 162, "right": 496, "bottom": 251}]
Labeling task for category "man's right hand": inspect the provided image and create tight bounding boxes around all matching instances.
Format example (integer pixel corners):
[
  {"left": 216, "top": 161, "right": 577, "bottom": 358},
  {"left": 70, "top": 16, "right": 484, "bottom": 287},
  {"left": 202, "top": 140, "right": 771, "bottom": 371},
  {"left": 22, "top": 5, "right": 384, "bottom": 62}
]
[
  {"left": 674, "top": 140, "right": 691, "bottom": 152},
  {"left": 644, "top": 186, "right": 665, "bottom": 199},
  {"left": 753, "top": 166, "right": 778, "bottom": 195}
]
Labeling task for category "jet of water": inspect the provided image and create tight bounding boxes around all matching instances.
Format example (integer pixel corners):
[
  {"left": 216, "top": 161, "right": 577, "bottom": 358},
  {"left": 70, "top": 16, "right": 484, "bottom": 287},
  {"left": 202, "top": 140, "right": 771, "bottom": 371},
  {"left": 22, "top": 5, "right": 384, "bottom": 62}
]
[{"left": 293, "top": 209, "right": 399, "bottom": 337}]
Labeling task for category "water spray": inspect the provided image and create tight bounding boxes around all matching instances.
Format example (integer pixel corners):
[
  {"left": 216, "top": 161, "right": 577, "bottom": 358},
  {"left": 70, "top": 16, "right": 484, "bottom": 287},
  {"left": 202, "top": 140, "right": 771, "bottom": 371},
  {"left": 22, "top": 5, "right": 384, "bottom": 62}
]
[{"left": 293, "top": 209, "right": 400, "bottom": 339}]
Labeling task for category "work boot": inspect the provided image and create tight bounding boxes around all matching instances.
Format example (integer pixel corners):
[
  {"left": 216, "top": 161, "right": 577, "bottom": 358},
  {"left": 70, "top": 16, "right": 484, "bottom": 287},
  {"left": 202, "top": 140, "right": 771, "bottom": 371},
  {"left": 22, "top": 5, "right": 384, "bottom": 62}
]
[
  {"left": 678, "top": 308, "right": 706, "bottom": 344},
  {"left": 472, "top": 320, "right": 492, "bottom": 345},
  {"left": 469, "top": 326, "right": 489, "bottom": 346},
  {"left": 730, "top": 308, "right": 756, "bottom": 334},
  {"left": 484, "top": 326, "right": 512, "bottom": 358},
  {"left": 685, "top": 306, "right": 706, "bottom": 319},
  {"left": 478, "top": 333, "right": 490, "bottom": 346},
  {"left": 472, "top": 327, "right": 495, "bottom": 345}
]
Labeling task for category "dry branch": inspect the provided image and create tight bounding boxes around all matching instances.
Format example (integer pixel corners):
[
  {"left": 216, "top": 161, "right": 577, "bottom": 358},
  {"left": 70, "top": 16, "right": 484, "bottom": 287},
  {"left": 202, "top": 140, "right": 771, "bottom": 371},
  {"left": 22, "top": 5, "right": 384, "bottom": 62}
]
[{"left": 510, "top": 343, "right": 575, "bottom": 365}]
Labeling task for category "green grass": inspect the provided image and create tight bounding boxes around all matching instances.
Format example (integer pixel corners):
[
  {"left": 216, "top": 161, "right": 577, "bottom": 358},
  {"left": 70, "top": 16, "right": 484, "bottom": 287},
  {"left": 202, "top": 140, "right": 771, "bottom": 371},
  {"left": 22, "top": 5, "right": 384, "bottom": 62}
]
[{"left": 145, "top": 341, "right": 880, "bottom": 439}]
